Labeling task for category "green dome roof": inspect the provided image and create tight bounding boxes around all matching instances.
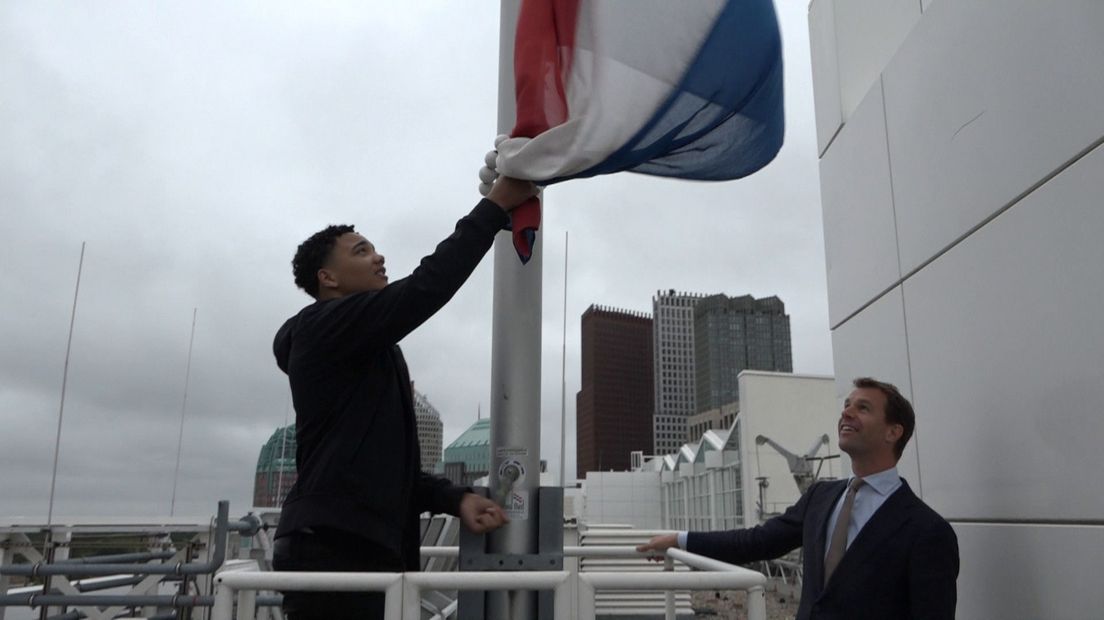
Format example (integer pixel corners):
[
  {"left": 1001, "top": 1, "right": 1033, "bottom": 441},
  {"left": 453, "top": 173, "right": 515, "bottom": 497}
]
[
  {"left": 446, "top": 418, "right": 491, "bottom": 449},
  {"left": 256, "top": 424, "right": 296, "bottom": 474},
  {"left": 442, "top": 418, "right": 491, "bottom": 474}
]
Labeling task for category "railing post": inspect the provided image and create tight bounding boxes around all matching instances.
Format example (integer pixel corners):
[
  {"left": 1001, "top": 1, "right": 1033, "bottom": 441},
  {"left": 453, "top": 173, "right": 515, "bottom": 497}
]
[
  {"left": 211, "top": 578, "right": 234, "bottom": 620},
  {"left": 43, "top": 527, "right": 71, "bottom": 619},
  {"left": 0, "top": 534, "right": 10, "bottom": 620},
  {"left": 553, "top": 573, "right": 573, "bottom": 620},
  {"left": 385, "top": 576, "right": 404, "bottom": 620},
  {"left": 196, "top": 530, "right": 214, "bottom": 619},
  {"left": 747, "top": 585, "right": 767, "bottom": 620},
  {"left": 402, "top": 574, "right": 421, "bottom": 620},
  {"left": 576, "top": 575, "right": 595, "bottom": 620},
  {"left": 235, "top": 589, "right": 256, "bottom": 620},
  {"left": 664, "top": 555, "right": 675, "bottom": 620}
]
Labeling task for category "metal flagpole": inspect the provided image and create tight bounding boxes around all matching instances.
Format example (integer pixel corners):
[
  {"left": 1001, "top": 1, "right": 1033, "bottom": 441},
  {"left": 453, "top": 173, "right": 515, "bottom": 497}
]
[
  {"left": 170, "top": 308, "right": 197, "bottom": 516},
  {"left": 47, "top": 242, "right": 86, "bottom": 526},
  {"left": 488, "top": 1, "right": 541, "bottom": 616},
  {"left": 559, "top": 231, "right": 568, "bottom": 488}
]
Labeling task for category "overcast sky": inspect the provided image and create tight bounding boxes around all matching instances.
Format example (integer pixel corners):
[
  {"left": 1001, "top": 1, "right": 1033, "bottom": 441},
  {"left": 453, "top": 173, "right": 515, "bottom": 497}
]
[{"left": 0, "top": 1, "right": 831, "bottom": 520}]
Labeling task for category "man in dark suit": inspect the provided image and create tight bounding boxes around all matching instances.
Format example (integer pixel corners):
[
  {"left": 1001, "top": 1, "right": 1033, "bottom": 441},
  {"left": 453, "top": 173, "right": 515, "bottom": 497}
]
[{"left": 638, "top": 377, "right": 959, "bottom": 619}]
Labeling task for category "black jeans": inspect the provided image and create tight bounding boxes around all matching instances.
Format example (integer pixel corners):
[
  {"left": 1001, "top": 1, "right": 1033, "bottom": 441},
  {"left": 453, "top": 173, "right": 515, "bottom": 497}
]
[{"left": 272, "top": 528, "right": 404, "bottom": 620}]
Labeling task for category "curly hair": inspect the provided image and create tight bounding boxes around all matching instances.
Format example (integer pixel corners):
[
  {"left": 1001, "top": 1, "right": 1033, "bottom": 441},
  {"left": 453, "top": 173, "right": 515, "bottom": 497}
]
[{"left": 292, "top": 224, "right": 355, "bottom": 298}]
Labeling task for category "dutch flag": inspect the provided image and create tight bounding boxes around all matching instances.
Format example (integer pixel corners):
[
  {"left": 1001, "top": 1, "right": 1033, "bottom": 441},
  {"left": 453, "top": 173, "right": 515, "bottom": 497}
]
[{"left": 498, "top": 0, "right": 785, "bottom": 262}]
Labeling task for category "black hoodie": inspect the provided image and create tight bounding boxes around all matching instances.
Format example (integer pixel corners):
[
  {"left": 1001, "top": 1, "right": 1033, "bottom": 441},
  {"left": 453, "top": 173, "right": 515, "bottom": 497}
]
[{"left": 272, "top": 199, "right": 508, "bottom": 569}]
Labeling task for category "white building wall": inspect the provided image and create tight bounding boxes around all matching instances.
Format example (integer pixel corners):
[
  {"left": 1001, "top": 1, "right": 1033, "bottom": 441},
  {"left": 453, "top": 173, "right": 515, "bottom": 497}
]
[
  {"left": 809, "top": 1, "right": 1104, "bottom": 617},
  {"left": 808, "top": 0, "right": 922, "bottom": 155},
  {"left": 736, "top": 372, "right": 841, "bottom": 527},
  {"left": 651, "top": 373, "right": 839, "bottom": 532},
  {"left": 581, "top": 471, "right": 663, "bottom": 530}
]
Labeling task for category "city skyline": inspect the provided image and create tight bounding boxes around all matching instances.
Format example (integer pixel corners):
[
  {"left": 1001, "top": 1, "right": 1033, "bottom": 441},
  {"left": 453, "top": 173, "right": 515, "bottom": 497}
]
[{"left": 576, "top": 290, "right": 796, "bottom": 472}]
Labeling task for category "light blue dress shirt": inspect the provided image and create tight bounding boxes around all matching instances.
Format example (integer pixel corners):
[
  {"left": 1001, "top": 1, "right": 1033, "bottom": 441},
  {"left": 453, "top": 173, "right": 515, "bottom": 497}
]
[
  {"left": 823, "top": 467, "right": 902, "bottom": 558},
  {"left": 675, "top": 467, "right": 902, "bottom": 553}
]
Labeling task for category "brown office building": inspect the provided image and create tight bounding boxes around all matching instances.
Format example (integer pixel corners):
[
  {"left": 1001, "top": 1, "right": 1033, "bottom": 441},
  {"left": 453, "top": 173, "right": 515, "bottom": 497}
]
[{"left": 576, "top": 305, "right": 654, "bottom": 474}]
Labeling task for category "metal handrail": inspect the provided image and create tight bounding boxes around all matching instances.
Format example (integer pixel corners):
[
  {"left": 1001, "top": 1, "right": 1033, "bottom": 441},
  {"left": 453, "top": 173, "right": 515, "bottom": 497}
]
[
  {"left": 54, "top": 551, "right": 178, "bottom": 564},
  {"left": 210, "top": 546, "right": 766, "bottom": 620},
  {"left": 0, "top": 544, "right": 761, "bottom": 616},
  {"left": 415, "top": 544, "right": 715, "bottom": 559},
  {"left": 0, "top": 501, "right": 258, "bottom": 578}
]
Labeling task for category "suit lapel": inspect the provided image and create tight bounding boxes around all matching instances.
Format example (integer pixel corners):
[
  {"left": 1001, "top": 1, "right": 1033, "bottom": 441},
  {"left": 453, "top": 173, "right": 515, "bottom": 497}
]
[{"left": 820, "top": 479, "right": 919, "bottom": 595}]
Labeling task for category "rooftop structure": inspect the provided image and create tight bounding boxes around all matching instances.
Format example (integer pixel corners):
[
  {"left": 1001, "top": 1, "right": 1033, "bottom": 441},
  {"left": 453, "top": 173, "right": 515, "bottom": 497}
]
[{"left": 650, "top": 372, "right": 839, "bottom": 531}]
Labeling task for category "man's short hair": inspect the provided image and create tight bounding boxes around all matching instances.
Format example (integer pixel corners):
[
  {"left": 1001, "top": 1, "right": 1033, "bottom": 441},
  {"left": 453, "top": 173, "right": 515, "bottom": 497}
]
[
  {"left": 292, "top": 224, "right": 355, "bottom": 298},
  {"left": 853, "top": 377, "right": 915, "bottom": 460}
]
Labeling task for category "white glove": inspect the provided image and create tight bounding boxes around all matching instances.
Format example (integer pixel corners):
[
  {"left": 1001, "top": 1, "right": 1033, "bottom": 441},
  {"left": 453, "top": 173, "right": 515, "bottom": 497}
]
[{"left": 478, "top": 134, "right": 510, "bottom": 197}]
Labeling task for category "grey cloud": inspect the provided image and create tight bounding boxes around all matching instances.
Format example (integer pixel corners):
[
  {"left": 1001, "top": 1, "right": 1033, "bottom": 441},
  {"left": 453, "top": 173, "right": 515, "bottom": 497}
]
[{"left": 1, "top": 1, "right": 832, "bottom": 518}]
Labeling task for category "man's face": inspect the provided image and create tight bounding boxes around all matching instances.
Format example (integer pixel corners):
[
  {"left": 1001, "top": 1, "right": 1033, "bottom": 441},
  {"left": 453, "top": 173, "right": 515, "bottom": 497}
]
[
  {"left": 318, "top": 232, "right": 388, "bottom": 296},
  {"left": 837, "top": 387, "right": 901, "bottom": 459}
]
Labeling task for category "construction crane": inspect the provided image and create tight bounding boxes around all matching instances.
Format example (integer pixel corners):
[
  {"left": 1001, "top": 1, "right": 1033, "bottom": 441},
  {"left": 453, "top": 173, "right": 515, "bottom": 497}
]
[{"left": 755, "top": 433, "right": 835, "bottom": 494}]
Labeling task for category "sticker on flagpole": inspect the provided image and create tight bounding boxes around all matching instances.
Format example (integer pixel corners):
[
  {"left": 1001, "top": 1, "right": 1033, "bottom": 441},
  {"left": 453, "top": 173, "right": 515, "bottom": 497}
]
[
  {"left": 506, "top": 491, "right": 528, "bottom": 520},
  {"left": 495, "top": 457, "right": 529, "bottom": 519}
]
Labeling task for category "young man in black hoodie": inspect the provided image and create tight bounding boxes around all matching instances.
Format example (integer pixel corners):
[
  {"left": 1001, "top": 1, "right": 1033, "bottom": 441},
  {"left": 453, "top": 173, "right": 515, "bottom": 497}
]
[{"left": 272, "top": 175, "right": 537, "bottom": 619}]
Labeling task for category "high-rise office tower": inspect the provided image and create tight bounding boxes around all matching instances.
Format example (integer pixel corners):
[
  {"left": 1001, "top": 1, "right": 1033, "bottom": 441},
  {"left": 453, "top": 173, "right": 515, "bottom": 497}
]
[
  {"left": 576, "top": 305, "right": 654, "bottom": 474},
  {"left": 412, "top": 384, "right": 444, "bottom": 470},
  {"left": 652, "top": 290, "right": 705, "bottom": 456},
  {"left": 694, "top": 294, "right": 792, "bottom": 413}
]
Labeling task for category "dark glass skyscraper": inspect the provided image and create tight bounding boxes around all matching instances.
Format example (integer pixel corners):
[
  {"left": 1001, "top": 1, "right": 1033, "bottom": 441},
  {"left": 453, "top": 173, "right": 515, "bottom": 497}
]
[
  {"left": 694, "top": 294, "right": 792, "bottom": 412},
  {"left": 576, "top": 305, "right": 654, "bottom": 474}
]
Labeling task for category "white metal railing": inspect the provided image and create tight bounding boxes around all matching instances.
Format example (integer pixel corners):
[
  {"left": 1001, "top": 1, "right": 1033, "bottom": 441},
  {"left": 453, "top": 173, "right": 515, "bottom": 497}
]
[{"left": 211, "top": 545, "right": 766, "bottom": 620}]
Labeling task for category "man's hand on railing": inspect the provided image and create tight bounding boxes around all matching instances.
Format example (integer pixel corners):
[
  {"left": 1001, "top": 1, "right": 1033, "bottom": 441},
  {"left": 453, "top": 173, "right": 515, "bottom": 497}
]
[
  {"left": 636, "top": 533, "right": 679, "bottom": 562},
  {"left": 458, "top": 492, "right": 510, "bottom": 534}
]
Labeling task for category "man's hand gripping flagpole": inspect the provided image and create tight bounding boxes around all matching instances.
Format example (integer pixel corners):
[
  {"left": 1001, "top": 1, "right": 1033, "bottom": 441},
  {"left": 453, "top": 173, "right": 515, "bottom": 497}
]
[{"left": 479, "top": 134, "right": 541, "bottom": 264}]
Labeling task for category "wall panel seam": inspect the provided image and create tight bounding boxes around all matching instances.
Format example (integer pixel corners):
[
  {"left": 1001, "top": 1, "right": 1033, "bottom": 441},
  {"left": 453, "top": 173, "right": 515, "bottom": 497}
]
[
  {"left": 880, "top": 75, "right": 922, "bottom": 497},
  {"left": 829, "top": 132, "right": 1104, "bottom": 332},
  {"left": 818, "top": 122, "right": 844, "bottom": 159},
  {"left": 948, "top": 518, "right": 1104, "bottom": 527}
]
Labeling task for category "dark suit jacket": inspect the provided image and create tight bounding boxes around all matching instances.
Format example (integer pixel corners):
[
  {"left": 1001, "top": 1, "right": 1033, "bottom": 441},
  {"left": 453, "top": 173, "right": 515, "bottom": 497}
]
[{"left": 687, "top": 478, "right": 959, "bottom": 619}]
